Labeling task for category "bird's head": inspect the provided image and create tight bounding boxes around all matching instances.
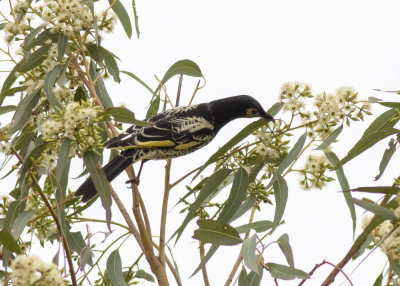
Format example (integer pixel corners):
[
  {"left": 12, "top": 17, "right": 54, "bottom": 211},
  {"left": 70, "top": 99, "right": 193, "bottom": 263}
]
[{"left": 210, "top": 95, "right": 274, "bottom": 131}]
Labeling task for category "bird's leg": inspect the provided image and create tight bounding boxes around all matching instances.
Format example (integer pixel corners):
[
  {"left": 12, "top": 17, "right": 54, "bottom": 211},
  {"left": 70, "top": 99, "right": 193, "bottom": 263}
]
[{"left": 126, "top": 160, "right": 147, "bottom": 185}]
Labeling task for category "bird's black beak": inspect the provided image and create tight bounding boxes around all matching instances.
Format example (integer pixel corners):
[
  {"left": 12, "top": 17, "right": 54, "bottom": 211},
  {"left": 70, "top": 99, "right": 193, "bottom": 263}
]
[{"left": 261, "top": 111, "right": 274, "bottom": 121}]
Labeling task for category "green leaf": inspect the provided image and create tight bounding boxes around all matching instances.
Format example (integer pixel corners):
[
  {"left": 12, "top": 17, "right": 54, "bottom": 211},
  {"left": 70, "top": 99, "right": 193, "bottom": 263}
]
[
  {"left": 372, "top": 273, "right": 383, "bottom": 286},
  {"left": 107, "top": 249, "right": 128, "bottom": 286},
  {"left": 193, "top": 219, "right": 242, "bottom": 245},
  {"left": 109, "top": 0, "right": 132, "bottom": 38},
  {"left": 104, "top": 107, "right": 150, "bottom": 125},
  {"left": 272, "top": 175, "right": 288, "bottom": 231},
  {"left": 364, "top": 109, "right": 400, "bottom": 135},
  {"left": 267, "top": 102, "right": 283, "bottom": 117},
  {"left": 348, "top": 186, "right": 399, "bottom": 195},
  {"left": 44, "top": 65, "right": 63, "bottom": 110},
  {"left": 132, "top": 0, "right": 140, "bottom": 38},
  {"left": 0, "top": 71, "right": 18, "bottom": 104},
  {"left": 238, "top": 267, "right": 248, "bottom": 285},
  {"left": 135, "top": 269, "right": 155, "bottom": 282},
  {"left": 8, "top": 89, "right": 41, "bottom": 134},
  {"left": 57, "top": 33, "right": 68, "bottom": 60},
  {"left": 267, "top": 263, "right": 309, "bottom": 280},
  {"left": 0, "top": 105, "right": 17, "bottom": 115},
  {"left": 378, "top": 101, "right": 400, "bottom": 109},
  {"left": 242, "top": 235, "right": 259, "bottom": 274},
  {"left": 173, "top": 169, "right": 231, "bottom": 243},
  {"left": 277, "top": 234, "right": 294, "bottom": 269},
  {"left": 23, "top": 26, "right": 44, "bottom": 50},
  {"left": 336, "top": 128, "right": 399, "bottom": 169},
  {"left": 1, "top": 86, "right": 27, "bottom": 97},
  {"left": 235, "top": 220, "right": 273, "bottom": 234},
  {"left": 15, "top": 44, "right": 51, "bottom": 72},
  {"left": 65, "top": 230, "right": 86, "bottom": 254},
  {"left": 55, "top": 140, "right": 70, "bottom": 229},
  {"left": 325, "top": 151, "right": 356, "bottom": 236},
  {"left": 195, "top": 119, "right": 272, "bottom": 179},
  {"left": 229, "top": 196, "right": 256, "bottom": 223},
  {"left": 218, "top": 168, "right": 249, "bottom": 222},
  {"left": 266, "top": 132, "right": 307, "bottom": 189},
  {"left": 0, "top": 229, "right": 20, "bottom": 253},
  {"left": 153, "top": 59, "right": 203, "bottom": 96},
  {"left": 375, "top": 138, "right": 397, "bottom": 180},
  {"left": 240, "top": 271, "right": 261, "bottom": 286},
  {"left": 121, "top": 70, "right": 154, "bottom": 94},
  {"left": 317, "top": 124, "right": 343, "bottom": 150},
  {"left": 98, "top": 46, "right": 120, "bottom": 82},
  {"left": 87, "top": 44, "right": 103, "bottom": 62},
  {"left": 24, "top": 29, "right": 53, "bottom": 50},
  {"left": 190, "top": 244, "right": 219, "bottom": 277},
  {"left": 353, "top": 198, "right": 397, "bottom": 221},
  {"left": 146, "top": 94, "right": 160, "bottom": 118},
  {"left": 90, "top": 61, "right": 114, "bottom": 108},
  {"left": 83, "top": 152, "right": 112, "bottom": 228},
  {"left": 11, "top": 210, "right": 34, "bottom": 239}
]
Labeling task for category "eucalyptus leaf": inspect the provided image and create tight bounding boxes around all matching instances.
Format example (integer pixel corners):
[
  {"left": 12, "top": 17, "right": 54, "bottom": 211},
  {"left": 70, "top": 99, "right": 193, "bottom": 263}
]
[
  {"left": 277, "top": 234, "right": 294, "bottom": 269},
  {"left": 272, "top": 175, "right": 288, "bottom": 231},
  {"left": 375, "top": 138, "right": 397, "bottom": 180},
  {"left": 121, "top": 70, "right": 154, "bottom": 94},
  {"left": 83, "top": 152, "right": 112, "bottom": 228},
  {"left": 0, "top": 229, "right": 20, "bottom": 253},
  {"left": 15, "top": 44, "right": 51, "bottom": 72},
  {"left": 106, "top": 249, "right": 128, "bottom": 286},
  {"left": 8, "top": 89, "right": 40, "bottom": 135},
  {"left": 235, "top": 220, "right": 273, "bottom": 234},
  {"left": 109, "top": 0, "right": 132, "bottom": 38},
  {"left": 267, "top": 263, "right": 309, "bottom": 280},
  {"left": 353, "top": 198, "right": 397, "bottom": 221},
  {"left": 242, "top": 235, "right": 259, "bottom": 274},
  {"left": 193, "top": 219, "right": 242, "bottom": 246}
]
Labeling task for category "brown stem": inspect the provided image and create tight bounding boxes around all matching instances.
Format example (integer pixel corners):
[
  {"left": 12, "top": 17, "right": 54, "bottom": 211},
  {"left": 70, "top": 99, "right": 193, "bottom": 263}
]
[
  {"left": 300, "top": 260, "right": 353, "bottom": 286},
  {"left": 11, "top": 147, "right": 77, "bottom": 286},
  {"left": 224, "top": 253, "right": 243, "bottom": 286},
  {"left": 200, "top": 242, "right": 211, "bottom": 286},
  {"left": 159, "top": 159, "right": 172, "bottom": 266}
]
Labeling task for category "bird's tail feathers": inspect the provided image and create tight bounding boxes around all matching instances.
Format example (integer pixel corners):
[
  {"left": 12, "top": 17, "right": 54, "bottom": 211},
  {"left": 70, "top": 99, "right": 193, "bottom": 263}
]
[{"left": 75, "top": 155, "right": 134, "bottom": 202}]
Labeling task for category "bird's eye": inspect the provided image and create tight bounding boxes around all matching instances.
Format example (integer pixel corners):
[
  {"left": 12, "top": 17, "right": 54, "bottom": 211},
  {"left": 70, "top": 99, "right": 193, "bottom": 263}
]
[{"left": 246, "top": 108, "right": 260, "bottom": 117}]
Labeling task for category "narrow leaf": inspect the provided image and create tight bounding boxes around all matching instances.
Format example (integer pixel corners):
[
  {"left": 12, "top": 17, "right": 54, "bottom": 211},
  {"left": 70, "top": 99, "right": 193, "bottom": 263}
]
[
  {"left": 109, "top": 0, "right": 132, "bottom": 38},
  {"left": 375, "top": 138, "right": 397, "bottom": 180},
  {"left": 104, "top": 107, "right": 150, "bottom": 125},
  {"left": 15, "top": 44, "right": 51, "bottom": 72},
  {"left": 266, "top": 132, "right": 307, "bottom": 189},
  {"left": 173, "top": 168, "right": 231, "bottom": 243},
  {"left": 121, "top": 70, "right": 154, "bottom": 94},
  {"left": 335, "top": 128, "right": 399, "bottom": 169},
  {"left": 325, "top": 151, "right": 356, "bottom": 235},
  {"left": 146, "top": 94, "right": 160, "bottom": 118},
  {"left": 99, "top": 46, "right": 120, "bottom": 82},
  {"left": 218, "top": 168, "right": 249, "bottom": 222},
  {"left": 57, "top": 33, "right": 68, "bottom": 60},
  {"left": 0, "top": 105, "right": 17, "bottom": 115},
  {"left": 242, "top": 235, "right": 259, "bottom": 274},
  {"left": 0, "top": 229, "right": 20, "bottom": 253},
  {"left": 353, "top": 198, "right": 397, "bottom": 221},
  {"left": 8, "top": 89, "right": 41, "bottom": 134},
  {"left": 0, "top": 71, "right": 18, "bottom": 103},
  {"left": 83, "top": 152, "right": 112, "bottom": 227},
  {"left": 193, "top": 219, "right": 242, "bottom": 245},
  {"left": 24, "top": 29, "right": 53, "bottom": 50},
  {"left": 348, "top": 186, "right": 399, "bottom": 195},
  {"left": 277, "top": 234, "right": 294, "bottom": 268},
  {"left": 132, "top": 0, "right": 140, "bottom": 38},
  {"left": 11, "top": 210, "right": 34, "bottom": 239},
  {"left": 1, "top": 86, "right": 27, "bottom": 97},
  {"left": 272, "top": 175, "right": 288, "bottom": 231},
  {"left": 106, "top": 249, "right": 128, "bottom": 286},
  {"left": 135, "top": 270, "right": 155, "bottom": 282},
  {"left": 236, "top": 220, "right": 273, "bottom": 234},
  {"left": 364, "top": 109, "right": 399, "bottom": 136},
  {"left": 317, "top": 124, "right": 343, "bottom": 150},
  {"left": 240, "top": 272, "right": 261, "bottom": 286},
  {"left": 44, "top": 65, "right": 63, "bottom": 110},
  {"left": 23, "top": 26, "right": 44, "bottom": 50},
  {"left": 373, "top": 273, "right": 383, "bottom": 286},
  {"left": 229, "top": 196, "right": 256, "bottom": 223},
  {"left": 267, "top": 263, "right": 309, "bottom": 280}
]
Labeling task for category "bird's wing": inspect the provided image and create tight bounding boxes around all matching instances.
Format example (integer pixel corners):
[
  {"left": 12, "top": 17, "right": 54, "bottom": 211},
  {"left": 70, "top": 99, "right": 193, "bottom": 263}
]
[{"left": 105, "top": 115, "right": 215, "bottom": 151}]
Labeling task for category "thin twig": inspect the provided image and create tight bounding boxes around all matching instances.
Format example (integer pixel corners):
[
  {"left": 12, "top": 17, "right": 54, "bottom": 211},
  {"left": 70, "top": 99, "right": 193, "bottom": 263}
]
[
  {"left": 159, "top": 159, "right": 172, "bottom": 266},
  {"left": 10, "top": 147, "right": 77, "bottom": 286},
  {"left": 299, "top": 260, "right": 354, "bottom": 286},
  {"left": 200, "top": 242, "right": 211, "bottom": 286}
]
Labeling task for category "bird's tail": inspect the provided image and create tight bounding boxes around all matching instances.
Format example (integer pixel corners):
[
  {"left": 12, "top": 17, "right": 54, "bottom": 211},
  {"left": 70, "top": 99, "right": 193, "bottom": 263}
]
[{"left": 75, "top": 155, "right": 134, "bottom": 202}]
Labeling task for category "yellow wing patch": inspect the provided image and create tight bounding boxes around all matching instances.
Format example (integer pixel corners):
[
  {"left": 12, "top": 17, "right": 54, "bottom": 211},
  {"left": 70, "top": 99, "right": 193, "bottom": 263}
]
[
  {"left": 174, "top": 141, "right": 202, "bottom": 150},
  {"left": 111, "top": 140, "right": 176, "bottom": 150}
]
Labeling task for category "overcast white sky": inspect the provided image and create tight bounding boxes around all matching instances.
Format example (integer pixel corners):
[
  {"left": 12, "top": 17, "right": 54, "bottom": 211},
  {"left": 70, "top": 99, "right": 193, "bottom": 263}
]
[{"left": 2, "top": 0, "right": 400, "bottom": 285}]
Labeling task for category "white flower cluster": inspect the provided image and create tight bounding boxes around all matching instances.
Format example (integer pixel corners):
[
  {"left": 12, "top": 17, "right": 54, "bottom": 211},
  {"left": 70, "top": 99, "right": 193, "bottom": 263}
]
[
  {"left": 253, "top": 126, "right": 279, "bottom": 159},
  {"left": 279, "top": 82, "right": 371, "bottom": 140},
  {"left": 10, "top": 255, "right": 65, "bottom": 286},
  {"left": 361, "top": 194, "right": 400, "bottom": 263},
  {"left": 300, "top": 154, "right": 331, "bottom": 190},
  {"left": 40, "top": 101, "right": 98, "bottom": 140},
  {"left": 39, "top": 0, "right": 93, "bottom": 36}
]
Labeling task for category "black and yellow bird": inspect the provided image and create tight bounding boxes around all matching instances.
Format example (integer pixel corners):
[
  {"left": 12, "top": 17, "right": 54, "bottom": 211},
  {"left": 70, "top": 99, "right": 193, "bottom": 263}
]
[{"left": 75, "top": 95, "right": 273, "bottom": 202}]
